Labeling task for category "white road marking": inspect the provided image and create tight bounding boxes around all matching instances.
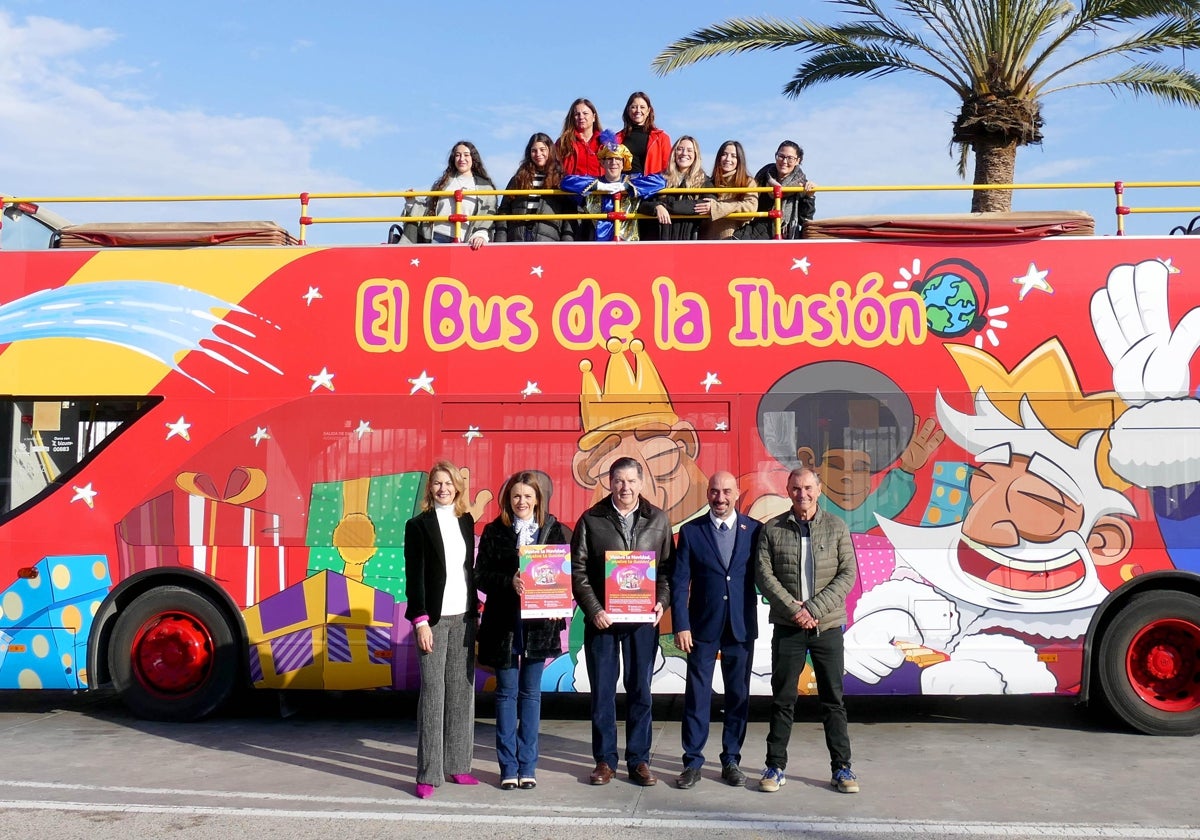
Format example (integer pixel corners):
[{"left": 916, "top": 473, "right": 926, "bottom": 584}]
[{"left": 0, "top": 782, "right": 1197, "bottom": 838}]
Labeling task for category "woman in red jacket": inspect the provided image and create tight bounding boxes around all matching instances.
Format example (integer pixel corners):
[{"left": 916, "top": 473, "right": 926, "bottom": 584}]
[
  {"left": 616, "top": 91, "right": 670, "bottom": 240},
  {"left": 556, "top": 97, "right": 604, "bottom": 177}
]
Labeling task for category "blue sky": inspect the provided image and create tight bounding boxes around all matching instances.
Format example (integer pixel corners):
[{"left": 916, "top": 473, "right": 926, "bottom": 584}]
[{"left": 2, "top": 1, "right": 1197, "bottom": 243}]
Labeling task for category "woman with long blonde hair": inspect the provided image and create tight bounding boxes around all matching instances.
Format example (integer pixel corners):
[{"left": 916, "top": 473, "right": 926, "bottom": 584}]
[
  {"left": 651, "top": 135, "right": 707, "bottom": 241},
  {"left": 404, "top": 460, "right": 479, "bottom": 799}
]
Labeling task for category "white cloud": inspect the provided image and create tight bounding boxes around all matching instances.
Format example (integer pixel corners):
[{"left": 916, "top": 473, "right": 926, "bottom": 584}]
[{"left": 0, "top": 11, "right": 369, "bottom": 232}]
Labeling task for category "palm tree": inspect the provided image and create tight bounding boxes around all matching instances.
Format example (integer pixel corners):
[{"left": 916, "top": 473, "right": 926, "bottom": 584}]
[{"left": 653, "top": 0, "right": 1200, "bottom": 212}]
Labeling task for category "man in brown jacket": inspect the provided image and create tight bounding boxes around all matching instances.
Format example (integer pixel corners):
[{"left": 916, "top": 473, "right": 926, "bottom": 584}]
[{"left": 754, "top": 467, "right": 860, "bottom": 794}]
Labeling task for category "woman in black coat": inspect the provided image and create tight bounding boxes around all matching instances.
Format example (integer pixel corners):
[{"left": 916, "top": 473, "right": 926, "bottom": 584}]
[
  {"left": 404, "top": 460, "right": 479, "bottom": 800},
  {"left": 650, "top": 135, "right": 707, "bottom": 241},
  {"left": 493, "top": 133, "right": 576, "bottom": 243},
  {"left": 476, "top": 471, "right": 573, "bottom": 790}
]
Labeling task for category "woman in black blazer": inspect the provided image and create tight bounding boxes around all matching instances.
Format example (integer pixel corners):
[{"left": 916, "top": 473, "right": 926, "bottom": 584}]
[
  {"left": 477, "top": 471, "right": 573, "bottom": 790},
  {"left": 404, "top": 460, "right": 479, "bottom": 799}
]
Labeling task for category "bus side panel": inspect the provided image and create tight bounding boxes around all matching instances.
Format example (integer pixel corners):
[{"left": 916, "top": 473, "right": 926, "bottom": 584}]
[{"left": 2, "top": 240, "right": 1199, "bottom": 702}]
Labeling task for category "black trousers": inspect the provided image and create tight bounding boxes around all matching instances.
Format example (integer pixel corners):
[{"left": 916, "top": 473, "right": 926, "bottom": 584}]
[{"left": 765, "top": 624, "right": 852, "bottom": 772}]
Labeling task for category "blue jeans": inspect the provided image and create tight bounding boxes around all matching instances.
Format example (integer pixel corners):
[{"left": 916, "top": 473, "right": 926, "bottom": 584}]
[
  {"left": 584, "top": 622, "right": 658, "bottom": 772},
  {"left": 494, "top": 658, "right": 546, "bottom": 779}
]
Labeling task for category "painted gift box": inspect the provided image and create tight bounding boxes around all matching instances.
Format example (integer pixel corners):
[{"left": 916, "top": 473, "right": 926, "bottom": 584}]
[
  {"left": 305, "top": 471, "right": 425, "bottom": 600},
  {"left": 921, "top": 460, "right": 973, "bottom": 526},
  {"left": 243, "top": 570, "right": 395, "bottom": 690},
  {"left": 0, "top": 554, "right": 112, "bottom": 690},
  {"left": 115, "top": 467, "right": 299, "bottom": 607}
]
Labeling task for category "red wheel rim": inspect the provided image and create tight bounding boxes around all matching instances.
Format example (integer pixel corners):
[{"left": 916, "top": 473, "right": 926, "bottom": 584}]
[
  {"left": 130, "top": 610, "right": 215, "bottom": 696},
  {"left": 1125, "top": 617, "right": 1200, "bottom": 712}
]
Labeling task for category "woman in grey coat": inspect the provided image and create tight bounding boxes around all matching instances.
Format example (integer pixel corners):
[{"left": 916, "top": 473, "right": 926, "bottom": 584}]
[{"left": 402, "top": 140, "right": 497, "bottom": 248}]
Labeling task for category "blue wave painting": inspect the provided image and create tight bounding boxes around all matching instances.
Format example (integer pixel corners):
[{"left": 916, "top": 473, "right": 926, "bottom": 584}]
[{"left": 0, "top": 280, "right": 282, "bottom": 391}]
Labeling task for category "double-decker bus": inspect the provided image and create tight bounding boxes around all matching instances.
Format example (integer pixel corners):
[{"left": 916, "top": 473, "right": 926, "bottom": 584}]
[{"left": 1, "top": 195, "right": 1198, "bottom": 736}]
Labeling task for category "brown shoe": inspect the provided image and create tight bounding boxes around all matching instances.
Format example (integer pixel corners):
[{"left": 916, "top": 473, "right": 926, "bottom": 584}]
[
  {"left": 629, "top": 762, "right": 658, "bottom": 786},
  {"left": 589, "top": 762, "right": 614, "bottom": 785}
]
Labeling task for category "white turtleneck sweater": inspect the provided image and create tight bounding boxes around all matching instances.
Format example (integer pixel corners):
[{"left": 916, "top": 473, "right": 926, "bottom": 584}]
[{"left": 435, "top": 503, "right": 470, "bottom": 617}]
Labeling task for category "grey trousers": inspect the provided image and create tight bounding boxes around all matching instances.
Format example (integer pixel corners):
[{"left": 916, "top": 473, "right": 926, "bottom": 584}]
[{"left": 416, "top": 612, "right": 477, "bottom": 785}]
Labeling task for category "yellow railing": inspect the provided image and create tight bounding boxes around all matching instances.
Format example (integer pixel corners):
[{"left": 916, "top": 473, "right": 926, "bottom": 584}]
[{"left": 6, "top": 180, "right": 1200, "bottom": 244}]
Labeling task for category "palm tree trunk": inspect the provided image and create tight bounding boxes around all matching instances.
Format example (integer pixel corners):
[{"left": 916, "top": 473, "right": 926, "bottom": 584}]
[{"left": 970, "top": 137, "right": 1018, "bottom": 213}]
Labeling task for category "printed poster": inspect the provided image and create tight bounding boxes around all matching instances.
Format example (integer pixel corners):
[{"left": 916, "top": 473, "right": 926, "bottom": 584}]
[
  {"left": 518, "top": 544, "right": 573, "bottom": 619},
  {"left": 604, "top": 550, "right": 656, "bottom": 623}
]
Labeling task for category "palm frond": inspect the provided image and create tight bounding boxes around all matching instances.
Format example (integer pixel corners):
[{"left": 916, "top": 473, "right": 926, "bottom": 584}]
[
  {"left": 1043, "top": 64, "right": 1200, "bottom": 107},
  {"left": 1075, "top": 0, "right": 1200, "bottom": 28},
  {"left": 954, "top": 141, "right": 971, "bottom": 180},
  {"left": 1029, "top": 17, "right": 1200, "bottom": 92},
  {"left": 652, "top": 17, "right": 839, "bottom": 75},
  {"left": 782, "top": 45, "right": 968, "bottom": 97}
]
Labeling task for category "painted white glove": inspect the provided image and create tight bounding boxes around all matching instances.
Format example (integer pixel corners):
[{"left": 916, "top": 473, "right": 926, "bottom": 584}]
[
  {"left": 843, "top": 609, "right": 917, "bottom": 684},
  {"left": 1091, "top": 259, "right": 1200, "bottom": 404}
]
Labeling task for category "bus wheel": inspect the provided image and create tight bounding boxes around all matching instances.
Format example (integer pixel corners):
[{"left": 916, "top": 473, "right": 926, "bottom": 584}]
[
  {"left": 109, "top": 586, "right": 238, "bottom": 721},
  {"left": 1098, "top": 592, "right": 1200, "bottom": 736}
]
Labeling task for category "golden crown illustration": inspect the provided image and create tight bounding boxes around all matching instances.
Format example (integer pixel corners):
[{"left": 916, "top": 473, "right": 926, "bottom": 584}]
[
  {"left": 945, "top": 340, "right": 1128, "bottom": 490},
  {"left": 579, "top": 337, "right": 679, "bottom": 449}
]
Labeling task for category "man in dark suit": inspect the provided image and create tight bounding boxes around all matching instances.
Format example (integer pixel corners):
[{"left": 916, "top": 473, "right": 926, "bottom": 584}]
[{"left": 671, "top": 470, "right": 761, "bottom": 789}]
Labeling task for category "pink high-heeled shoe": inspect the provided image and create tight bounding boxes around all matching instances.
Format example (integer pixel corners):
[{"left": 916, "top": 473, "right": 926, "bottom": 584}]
[
  {"left": 449, "top": 773, "right": 480, "bottom": 785},
  {"left": 416, "top": 783, "right": 435, "bottom": 799}
]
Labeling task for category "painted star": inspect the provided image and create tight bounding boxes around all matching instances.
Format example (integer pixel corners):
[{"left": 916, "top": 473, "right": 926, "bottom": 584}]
[
  {"left": 165, "top": 416, "right": 192, "bottom": 441},
  {"left": 410, "top": 257, "right": 421, "bottom": 267},
  {"left": 1157, "top": 257, "right": 1181, "bottom": 274},
  {"left": 309, "top": 367, "right": 335, "bottom": 392},
  {"left": 463, "top": 425, "right": 483, "bottom": 445},
  {"left": 791, "top": 257, "right": 811, "bottom": 274},
  {"left": 408, "top": 370, "right": 435, "bottom": 395},
  {"left": 302, "top": 286, "right": 323, "bottom": 306},
  {"left": 251, "top": 427, "right": 271, "bottom": 447},
  {"left": 354, "top": 420, "right": 373, "bottom": 440},
  {"left": 715, "top": 420, "right": 729, "bottom": 431},
  {"left": 70, "top": 483, "right": 98, "bottom": 509},
  {"left": 700, "top": 372, "right": 722, "bottom": 393},
  {"left": 1012, "top": 262, "right": 1052, "bottom": 300},
  {"left": 521, "top": 381, "right": 542, "bottom": 399},
  {"left": 530, "top": 266, "right": 544, "bottom": 278}
]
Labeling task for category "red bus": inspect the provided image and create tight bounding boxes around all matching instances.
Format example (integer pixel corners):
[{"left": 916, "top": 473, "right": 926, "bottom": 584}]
[{"left": 1, "top": 200, "right": 1198, "bottom": 735}]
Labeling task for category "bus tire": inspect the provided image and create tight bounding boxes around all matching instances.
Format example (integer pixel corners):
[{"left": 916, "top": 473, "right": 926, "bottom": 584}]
[
  {"left": 1097, "top": 591, "right": 1200, "bottom": 736},
  {"left": 109, "top": 585, "right": 238, "bottom": 722}
]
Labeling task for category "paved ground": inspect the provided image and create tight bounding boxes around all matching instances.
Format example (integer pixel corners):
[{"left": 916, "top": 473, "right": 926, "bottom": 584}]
[{"left": 0, "top": 690, "right": 1197, "bottom": 839}]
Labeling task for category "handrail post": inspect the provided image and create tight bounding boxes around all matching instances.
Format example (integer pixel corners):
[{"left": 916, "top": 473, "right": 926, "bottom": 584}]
[
  {"left": 453, "top": 189, "right": 464, "bottom": 243},
  {"left": 298, "top": 192, "right": 311, "bottom": 246},
  {"left": 772, "top": 184, "right": 784, "bottom": 239},
  {"left": 1114, "top": 181, "right": 1126, "bottom": 236}
]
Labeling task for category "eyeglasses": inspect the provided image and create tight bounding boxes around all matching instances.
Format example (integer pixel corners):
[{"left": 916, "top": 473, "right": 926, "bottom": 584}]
[{"left": 775, "top": 154, "right": 799, "bottom": 163}]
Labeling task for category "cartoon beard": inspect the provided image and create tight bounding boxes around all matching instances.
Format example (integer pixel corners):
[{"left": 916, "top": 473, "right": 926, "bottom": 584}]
[{"left": 876, "top": 517, "right": 1112, "bottom": 616}]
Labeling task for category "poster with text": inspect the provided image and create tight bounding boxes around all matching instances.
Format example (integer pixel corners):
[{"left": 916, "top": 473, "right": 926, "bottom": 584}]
[
  {"left": 519, "top": 544, "right": 574, "bottom": 618},
  {"left": 604, "top": 550, "right": 656, "bottom": 623}
]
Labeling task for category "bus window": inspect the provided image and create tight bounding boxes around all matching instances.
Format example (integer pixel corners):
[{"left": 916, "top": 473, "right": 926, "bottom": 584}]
[{"left": 0, "top": 398, "right": 158, "bottom": 515}]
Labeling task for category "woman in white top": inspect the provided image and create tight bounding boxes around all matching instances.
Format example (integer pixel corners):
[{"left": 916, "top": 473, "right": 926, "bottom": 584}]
[
  {"left": 402, "top": 141, "right": 497, "bottom": 249},
  {"left": 404, "top": 460, "right": 479, "bottom": 799}
]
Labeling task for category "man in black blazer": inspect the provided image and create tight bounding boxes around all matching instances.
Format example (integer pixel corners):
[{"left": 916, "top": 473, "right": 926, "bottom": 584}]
[{"left": 671, "top": 470, "right": 761, "bottom": 789}]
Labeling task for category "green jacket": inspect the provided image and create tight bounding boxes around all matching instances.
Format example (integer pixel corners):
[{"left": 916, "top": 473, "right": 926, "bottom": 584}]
[{"left": 754, "top": 505, "right": 857, "bottom": 631}]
